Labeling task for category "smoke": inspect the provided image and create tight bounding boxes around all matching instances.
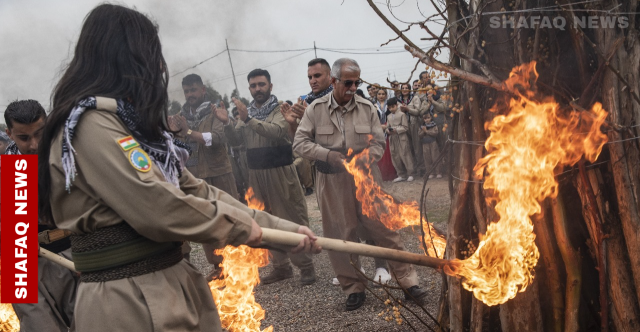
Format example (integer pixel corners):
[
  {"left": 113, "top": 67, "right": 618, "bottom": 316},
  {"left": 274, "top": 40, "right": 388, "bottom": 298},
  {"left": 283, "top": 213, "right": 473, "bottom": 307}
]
[{"left": 0, "top": 0, "right": 442, "bottom": 122}]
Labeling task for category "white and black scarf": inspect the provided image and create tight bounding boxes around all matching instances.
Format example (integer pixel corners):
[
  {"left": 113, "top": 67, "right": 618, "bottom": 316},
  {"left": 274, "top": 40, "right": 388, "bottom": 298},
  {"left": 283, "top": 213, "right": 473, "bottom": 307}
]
[
  {"left": 5, "top": 141, "right": 19, "bottom": 155},
  {"left": 61, "top": 97, "right": 191, "bottom": 191},
  {"left": 182, "top": 98, "right": 213, "bottom": 130},
  {"left": 248, "top": 95, "right": 279, "bottom": 121},
  {"left": 305, "top": 85, "right": 333, "bottom": 105}
]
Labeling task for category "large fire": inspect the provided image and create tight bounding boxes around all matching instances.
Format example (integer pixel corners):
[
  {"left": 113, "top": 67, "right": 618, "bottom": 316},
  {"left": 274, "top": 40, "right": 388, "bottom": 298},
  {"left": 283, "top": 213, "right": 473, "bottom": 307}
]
[
  {"left": 448, "top": 62, "right": 608, "bottom": 306},
  {"left": 343, "top": 150, "right": 447, "bottom": 258},
  {"left": 209, "top": 188, "right": 273, "bottom": 332},
  {"left": 343, "top": 62, "right": 607, "bottom": 307}
]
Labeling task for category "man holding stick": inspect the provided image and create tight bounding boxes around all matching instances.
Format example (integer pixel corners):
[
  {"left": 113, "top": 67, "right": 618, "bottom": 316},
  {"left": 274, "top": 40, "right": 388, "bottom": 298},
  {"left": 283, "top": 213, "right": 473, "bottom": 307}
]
[
  {"left": 282, "top": 58, "right": 393, "bottom": 287},
  {"left": 293, "top": 58, "right": 428, "bottom": 311}
]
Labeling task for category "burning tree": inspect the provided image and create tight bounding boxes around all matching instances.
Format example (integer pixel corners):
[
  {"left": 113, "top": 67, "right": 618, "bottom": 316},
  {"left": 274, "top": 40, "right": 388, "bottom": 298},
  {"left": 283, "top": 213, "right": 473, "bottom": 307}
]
[{"left": 367, "top": 0, "right": 640, "bottom": 331}]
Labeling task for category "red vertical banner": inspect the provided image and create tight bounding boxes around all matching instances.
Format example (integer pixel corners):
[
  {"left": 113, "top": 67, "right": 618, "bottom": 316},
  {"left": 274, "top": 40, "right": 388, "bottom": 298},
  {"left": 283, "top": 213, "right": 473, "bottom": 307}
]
[{"left": 1, "top": 155, "right": 38, "bottom": 303}]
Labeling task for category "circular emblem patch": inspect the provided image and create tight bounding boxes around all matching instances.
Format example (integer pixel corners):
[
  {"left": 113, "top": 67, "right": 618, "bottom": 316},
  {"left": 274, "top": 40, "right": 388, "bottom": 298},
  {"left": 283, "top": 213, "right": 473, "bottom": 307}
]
[{"left": 128, "top": 148, "right": 152, "bottom": 172}]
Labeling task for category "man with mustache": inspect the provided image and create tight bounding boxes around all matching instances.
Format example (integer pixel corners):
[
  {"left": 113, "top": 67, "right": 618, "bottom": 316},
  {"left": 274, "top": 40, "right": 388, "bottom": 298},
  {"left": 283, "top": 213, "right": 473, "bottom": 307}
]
[
  {"left": 293, "top": 58, "right": 428, "bottom": 311},
  {"left": 171, "top": 73, "right": 237, "bottom": 281},
  {"left": 216, "top": 69, "right": 316, "bottom": 286},
  {"left": 281, "top": 58, "right": 392, "bottom": 287}
]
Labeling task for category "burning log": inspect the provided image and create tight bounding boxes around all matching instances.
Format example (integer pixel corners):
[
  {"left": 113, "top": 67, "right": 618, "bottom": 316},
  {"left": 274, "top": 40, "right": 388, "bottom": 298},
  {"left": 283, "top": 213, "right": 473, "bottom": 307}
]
[{"left": 260, "top": 228, "right": 457, "bottom": 271}]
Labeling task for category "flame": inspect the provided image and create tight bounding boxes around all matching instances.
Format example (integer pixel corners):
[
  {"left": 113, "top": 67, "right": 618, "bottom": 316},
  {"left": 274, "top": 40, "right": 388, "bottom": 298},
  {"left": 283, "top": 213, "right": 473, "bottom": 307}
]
[
  {"left": 0, "top": 260, "right": 20, "bottom": 332},
  {"left": 209, "top": 188, "right": 273, "bottom": 332},
  {"left": 0, "top": 303, "right": 18, "bottom": 332},
  {"left": 447, "top": 62, "right": 608, "bottom": 306},
  {"left": 343, "top": 149, "right": 447, "bottom": 258}
]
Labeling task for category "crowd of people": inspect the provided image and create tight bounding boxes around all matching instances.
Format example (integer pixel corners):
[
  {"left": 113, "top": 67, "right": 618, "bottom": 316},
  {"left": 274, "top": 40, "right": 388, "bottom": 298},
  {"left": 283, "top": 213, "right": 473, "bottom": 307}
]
[{"left": 2, "top": 3, "right": 454, "bottom": 331}]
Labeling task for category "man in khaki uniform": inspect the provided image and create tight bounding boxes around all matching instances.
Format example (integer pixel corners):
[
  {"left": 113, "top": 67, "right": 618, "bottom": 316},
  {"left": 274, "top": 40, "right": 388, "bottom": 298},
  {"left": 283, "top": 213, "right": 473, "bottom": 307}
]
[
  {"left": 293, "top": 58, "right": 428, "bottom": 311},
  {"left": 171, "top": 73, "right": 237, "bottom": 279},
  {"left": 403, "top": 84, "right": 447, "bottom": 177},
  {"left": 218, "top": 69, "right": 316, "bottom": 286},
  {"left": 282, "top": 58, "right": 392, "bottom": 286},
  {"left": 4, "top": 100, "right": 78, "bottom": 332},
  {"left": 385, "top": 97, "right": 415, "bottom": 182}
]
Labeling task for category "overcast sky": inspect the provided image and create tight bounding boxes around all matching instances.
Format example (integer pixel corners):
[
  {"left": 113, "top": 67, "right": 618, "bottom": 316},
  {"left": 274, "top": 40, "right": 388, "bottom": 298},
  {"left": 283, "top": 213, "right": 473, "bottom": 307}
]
[{"left": 0, "top": 0, "right": 446, "bottom": 123}]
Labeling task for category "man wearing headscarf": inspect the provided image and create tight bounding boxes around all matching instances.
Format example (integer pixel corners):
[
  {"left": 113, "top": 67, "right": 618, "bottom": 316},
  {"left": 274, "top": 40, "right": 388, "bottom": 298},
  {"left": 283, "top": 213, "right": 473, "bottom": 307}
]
[
  {"left": 170, "top": 73, "right": 237, "bottom": 280},
  {"left": 217, "top": 69, "right": 316, "bottom": 286}
]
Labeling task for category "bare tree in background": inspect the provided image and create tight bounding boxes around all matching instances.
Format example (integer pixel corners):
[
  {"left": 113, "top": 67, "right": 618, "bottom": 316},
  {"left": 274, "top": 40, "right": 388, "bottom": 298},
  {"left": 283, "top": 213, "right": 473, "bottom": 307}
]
[{"left": 368, "top": 0, "right": 640, "bottom": 331}]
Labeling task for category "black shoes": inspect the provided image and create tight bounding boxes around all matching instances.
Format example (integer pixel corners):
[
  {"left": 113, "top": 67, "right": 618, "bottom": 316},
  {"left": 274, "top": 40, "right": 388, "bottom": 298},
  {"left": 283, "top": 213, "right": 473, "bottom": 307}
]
[
  {"left": 346, "top": 292, "right": 366, "bottom": 311},
  {"left": 300, "top": 266, "right": 317, "bottom": 285},
  {"left": 304, "top": 187, "right": 314, "bottom": 196},
  {"left": 260, "top": 267, "right": 294, "bottom": 285},
  {"left": 404, "top": 285, "right": 428, "bottom": 305}
]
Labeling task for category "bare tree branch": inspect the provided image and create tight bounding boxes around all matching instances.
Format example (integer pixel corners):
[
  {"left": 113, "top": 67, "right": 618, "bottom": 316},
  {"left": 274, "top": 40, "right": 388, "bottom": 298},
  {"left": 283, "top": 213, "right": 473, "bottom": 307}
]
[{"left": 406, "top": 45, "right": 506, "bottom": 91}]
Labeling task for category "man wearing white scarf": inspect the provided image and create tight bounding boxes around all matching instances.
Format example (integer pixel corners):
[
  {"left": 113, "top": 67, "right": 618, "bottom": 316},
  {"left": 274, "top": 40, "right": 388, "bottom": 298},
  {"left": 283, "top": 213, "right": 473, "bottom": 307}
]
[{"left": 219, "top": 69, "right": 316, "bottom": 286}]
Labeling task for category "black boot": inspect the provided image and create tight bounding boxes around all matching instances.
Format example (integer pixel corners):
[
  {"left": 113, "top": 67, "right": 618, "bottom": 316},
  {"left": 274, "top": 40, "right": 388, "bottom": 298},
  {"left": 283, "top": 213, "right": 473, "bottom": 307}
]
[
  {"left": 260, "top": 266, "right": 293, "bottom": 285},
  {"left": 300, "top": 266, "right": 316, "bottom": 285},
  {"left": 404, "top": 285, "right": 428, "bottom": 305},
  {"left": 345, "top": 292, "right": 366, "bottom": 311}
]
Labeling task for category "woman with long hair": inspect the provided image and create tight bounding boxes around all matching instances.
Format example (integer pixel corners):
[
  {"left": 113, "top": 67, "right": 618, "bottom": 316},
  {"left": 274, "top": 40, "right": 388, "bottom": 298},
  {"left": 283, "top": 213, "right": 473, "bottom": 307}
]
[
  {"left": 397, "top": 82, "right": 420, "bottom": 175},
  {"left": 38, "top": 4, "right": 318, "bottom": 331},
  {"left": 396, "top": 83, "right": 413, "bottom": 106}
]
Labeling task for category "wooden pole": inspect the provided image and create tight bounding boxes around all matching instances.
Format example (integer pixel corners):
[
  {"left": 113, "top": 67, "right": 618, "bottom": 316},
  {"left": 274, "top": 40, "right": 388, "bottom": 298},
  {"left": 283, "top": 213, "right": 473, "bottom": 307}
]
[
  {"left": 225, "top": 39, "right": 239, "bottom": 93},
  {"left": 261, "top": 228, "right": 455, "bottom": 270},
  {"left": 39, "top": 247, "right": 76, "bottom": 272}
]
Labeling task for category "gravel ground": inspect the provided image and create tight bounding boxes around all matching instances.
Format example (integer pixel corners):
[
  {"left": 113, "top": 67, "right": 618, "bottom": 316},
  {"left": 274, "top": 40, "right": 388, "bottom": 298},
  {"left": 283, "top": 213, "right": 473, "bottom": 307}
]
[{"left": 191, "top": 177, "right": 451, "bottom": 332}]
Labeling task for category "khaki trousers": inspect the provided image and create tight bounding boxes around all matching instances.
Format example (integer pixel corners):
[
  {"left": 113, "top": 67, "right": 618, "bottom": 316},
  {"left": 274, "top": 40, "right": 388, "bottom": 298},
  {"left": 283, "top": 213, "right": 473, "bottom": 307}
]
[
  {"left": 199, "top": 173, "right": 239, "bottom": 266},
  {"left": 422, "top": 142, "right": 440, "bottom": 176},
  {"left": 409, "top": 120, "right": 425, "bottom": 174},
  {"left": 13, "top": 251, "right": 78, "bottom": 332},
  {"left": 389, "top": 135, "right": 415, "bottom": 178},
  {"left": 316, "top": 167, "right": 419, "bottom": 294},
  {"left": 249, "top": 164, "right": 313, "bottom": 270}
]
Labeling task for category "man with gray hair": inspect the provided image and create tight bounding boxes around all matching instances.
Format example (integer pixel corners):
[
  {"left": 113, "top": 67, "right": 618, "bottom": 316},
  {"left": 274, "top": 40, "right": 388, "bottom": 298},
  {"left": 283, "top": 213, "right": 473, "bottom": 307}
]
[{"left": 293, "top": 58, "right": 428, "bottom": 311}]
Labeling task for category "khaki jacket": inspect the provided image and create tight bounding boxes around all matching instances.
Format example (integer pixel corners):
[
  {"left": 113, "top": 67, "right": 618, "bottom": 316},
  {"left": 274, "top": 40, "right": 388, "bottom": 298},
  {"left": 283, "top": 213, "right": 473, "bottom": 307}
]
[
  {"left": 179, "top": 110, "right": 232, "bottom": 179},
  {"left": 224, "top": 104, "right": 291, "bottom": 150},
  {"left": 408, "top": 94, "right": 445, "bottom": 117},
  {"left": 293, "top": 93, "right": 385, "bottom": 163},
  {"left": 50, "top": 97, "right": 299, "bottom": 244},
  {"left": 386, "top": 111, "right": 409, "bottom": 136},
  {"left": 48, "top": 97, "right": 300, "bottom": 332}
]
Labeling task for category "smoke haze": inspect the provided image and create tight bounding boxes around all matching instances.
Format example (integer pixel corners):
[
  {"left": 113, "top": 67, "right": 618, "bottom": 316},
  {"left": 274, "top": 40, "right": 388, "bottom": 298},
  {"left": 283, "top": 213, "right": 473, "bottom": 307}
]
[{"left": 0, "top": 0, "right": 444, "bottom": 122}]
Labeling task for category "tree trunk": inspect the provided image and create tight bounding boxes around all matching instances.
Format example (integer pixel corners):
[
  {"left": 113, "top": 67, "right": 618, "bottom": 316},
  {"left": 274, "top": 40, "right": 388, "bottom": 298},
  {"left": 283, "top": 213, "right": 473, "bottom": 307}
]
[{"left": 368, "top": 0, "right": 640, "bottom": 330}]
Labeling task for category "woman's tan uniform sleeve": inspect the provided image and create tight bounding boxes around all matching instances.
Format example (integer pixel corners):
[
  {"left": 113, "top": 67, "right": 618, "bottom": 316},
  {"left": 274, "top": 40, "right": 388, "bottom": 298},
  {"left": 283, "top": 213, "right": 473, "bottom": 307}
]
[{"left": 50, "top": 109, "right": 297, "bottom": 251}]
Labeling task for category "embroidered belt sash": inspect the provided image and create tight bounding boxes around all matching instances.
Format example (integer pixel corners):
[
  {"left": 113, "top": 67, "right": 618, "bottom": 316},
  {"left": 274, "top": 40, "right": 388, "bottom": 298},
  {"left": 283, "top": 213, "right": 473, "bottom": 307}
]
[{"left": 71, "top": 223, "right": 182, "bottom": 282}]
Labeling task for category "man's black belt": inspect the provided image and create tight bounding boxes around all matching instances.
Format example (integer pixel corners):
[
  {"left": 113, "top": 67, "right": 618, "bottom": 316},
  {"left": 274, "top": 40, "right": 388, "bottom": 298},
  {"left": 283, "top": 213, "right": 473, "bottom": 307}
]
[
  {"left": 71, "top": 223, "right": 183, "bottom": 283},
  {"left": 246, "top": 145, "right": 293, "bottom": 170}
]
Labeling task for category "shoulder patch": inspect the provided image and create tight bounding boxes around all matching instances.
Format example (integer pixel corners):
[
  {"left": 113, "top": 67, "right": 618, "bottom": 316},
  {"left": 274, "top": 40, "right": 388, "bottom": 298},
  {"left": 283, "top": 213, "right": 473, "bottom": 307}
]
[
  {"left": 117, "top": 136, "right": 139, "bottom": 151},
  {"left": 128, "top": 148, "right": 152, "bottom": 172}
]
